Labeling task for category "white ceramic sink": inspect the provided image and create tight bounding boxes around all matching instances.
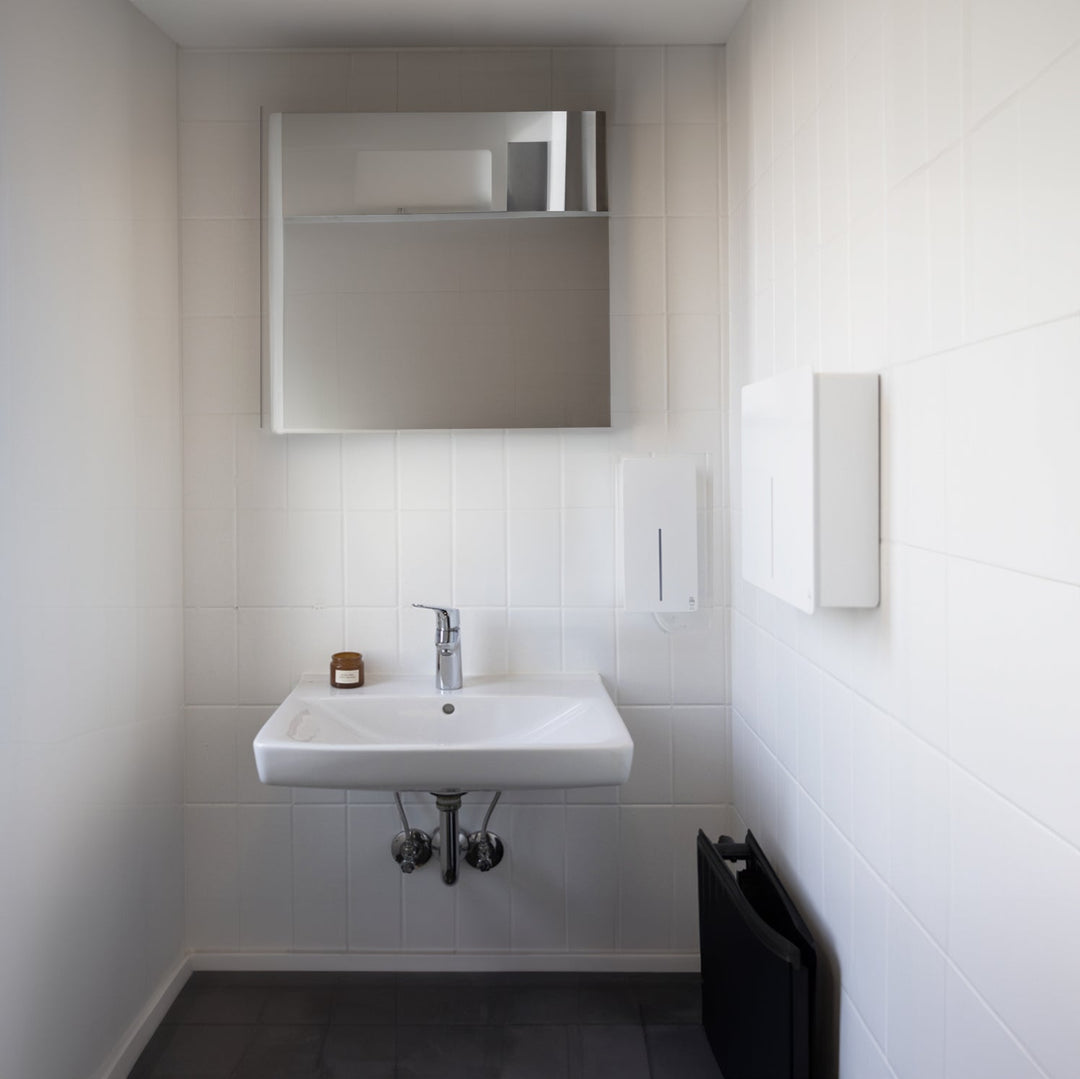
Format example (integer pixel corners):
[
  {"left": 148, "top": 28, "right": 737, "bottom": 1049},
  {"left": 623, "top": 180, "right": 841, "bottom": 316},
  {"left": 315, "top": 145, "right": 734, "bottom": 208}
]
[{"left": 253, "top": 673, "right": 633, "bottom": 792}]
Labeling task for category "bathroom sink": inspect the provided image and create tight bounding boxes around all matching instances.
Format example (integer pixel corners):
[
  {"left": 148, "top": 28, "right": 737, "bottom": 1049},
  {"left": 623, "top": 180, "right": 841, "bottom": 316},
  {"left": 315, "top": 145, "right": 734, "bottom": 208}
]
[{"left": 253, "top": 674, "right": 633, "bottom": 792}]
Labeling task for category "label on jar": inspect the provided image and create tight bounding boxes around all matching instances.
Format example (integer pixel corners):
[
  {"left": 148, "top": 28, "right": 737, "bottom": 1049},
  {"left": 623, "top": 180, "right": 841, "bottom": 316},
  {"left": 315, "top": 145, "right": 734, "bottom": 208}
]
[{"left": 334, "top": 669, "right": 361, "bottom": 685}]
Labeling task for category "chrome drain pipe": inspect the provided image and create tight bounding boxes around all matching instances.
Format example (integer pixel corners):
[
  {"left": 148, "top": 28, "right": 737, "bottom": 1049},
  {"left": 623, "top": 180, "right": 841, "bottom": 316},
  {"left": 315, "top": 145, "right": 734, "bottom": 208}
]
[{"left": 432, "top": 793, "right": 467, "bottom": 885}]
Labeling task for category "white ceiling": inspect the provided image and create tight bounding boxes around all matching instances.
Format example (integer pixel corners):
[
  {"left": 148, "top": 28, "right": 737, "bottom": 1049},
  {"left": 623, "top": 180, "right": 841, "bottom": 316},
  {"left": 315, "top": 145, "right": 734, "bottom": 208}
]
[{"left": 129, "top": 0, "right": 748, "bottom": 50}]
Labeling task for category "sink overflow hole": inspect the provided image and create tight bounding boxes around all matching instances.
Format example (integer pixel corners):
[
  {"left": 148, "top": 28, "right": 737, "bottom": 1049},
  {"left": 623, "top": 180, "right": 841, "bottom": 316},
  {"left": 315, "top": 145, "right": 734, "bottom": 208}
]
[{"left": 442, "top": 703, "right": 455, "bottom": 715}]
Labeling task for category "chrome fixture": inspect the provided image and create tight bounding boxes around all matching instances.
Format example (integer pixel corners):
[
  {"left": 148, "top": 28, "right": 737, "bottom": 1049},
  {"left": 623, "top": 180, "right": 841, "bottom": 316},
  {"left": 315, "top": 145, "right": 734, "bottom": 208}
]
[
  {"left": 431, "top": 793, "right": 469, "bottom": 885},
  {"left": 412, "top": 603, "right": 462, "bottom": 691},
  {"left": 390, "top": 792, "right": 432, "bottom": 874},
  {"left": 465, "top": 791, "right": 504, "bottom": 873},
  {"left": 388, "top": 790, "right": 504, "bottom": 885}
]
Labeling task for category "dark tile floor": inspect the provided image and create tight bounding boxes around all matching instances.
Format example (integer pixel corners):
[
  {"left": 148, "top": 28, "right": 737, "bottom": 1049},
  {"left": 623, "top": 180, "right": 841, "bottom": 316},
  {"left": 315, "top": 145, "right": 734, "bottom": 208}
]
[{"left": 129, "top": 971, "right": 722, "bottom": 1079}]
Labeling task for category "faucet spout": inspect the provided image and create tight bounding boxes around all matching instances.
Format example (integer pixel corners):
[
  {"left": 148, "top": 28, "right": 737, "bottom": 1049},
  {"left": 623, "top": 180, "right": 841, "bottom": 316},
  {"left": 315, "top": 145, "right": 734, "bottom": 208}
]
[{"left": 412, "top": 604, "right": 463, "bottom": 691}]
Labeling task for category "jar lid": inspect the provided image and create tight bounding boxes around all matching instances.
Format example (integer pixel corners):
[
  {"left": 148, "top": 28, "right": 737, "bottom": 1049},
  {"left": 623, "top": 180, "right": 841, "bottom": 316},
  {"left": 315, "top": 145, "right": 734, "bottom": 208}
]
[{"left": 331, "top": 651, "right": 363, "bottom": 662}]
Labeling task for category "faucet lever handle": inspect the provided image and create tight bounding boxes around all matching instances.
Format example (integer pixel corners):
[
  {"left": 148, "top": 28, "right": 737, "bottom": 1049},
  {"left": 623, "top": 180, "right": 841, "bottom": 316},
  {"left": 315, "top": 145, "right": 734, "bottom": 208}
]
[{"left": 412, "top": 603, "right": 460, "bottom": 642}]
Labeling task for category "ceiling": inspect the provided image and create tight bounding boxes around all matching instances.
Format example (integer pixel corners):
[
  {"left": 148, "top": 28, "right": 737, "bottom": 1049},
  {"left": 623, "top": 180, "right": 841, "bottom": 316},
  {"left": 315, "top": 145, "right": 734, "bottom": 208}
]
[{"left": 128, "top": 0, "right": 748, "bottom": 49}]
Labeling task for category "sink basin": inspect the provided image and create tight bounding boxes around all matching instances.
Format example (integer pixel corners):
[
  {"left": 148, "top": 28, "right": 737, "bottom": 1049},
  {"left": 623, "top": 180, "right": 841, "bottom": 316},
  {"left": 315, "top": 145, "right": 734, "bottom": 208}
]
[{"left": 253, "top": 673, "right": 633, "bottom": 792}]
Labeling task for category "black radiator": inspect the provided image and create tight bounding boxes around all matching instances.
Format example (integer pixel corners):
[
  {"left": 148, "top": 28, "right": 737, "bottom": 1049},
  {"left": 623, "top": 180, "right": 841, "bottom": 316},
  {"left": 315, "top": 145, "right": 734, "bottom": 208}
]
[{"left": 697, "top": 830, "right": 816, "bottom": 1079}]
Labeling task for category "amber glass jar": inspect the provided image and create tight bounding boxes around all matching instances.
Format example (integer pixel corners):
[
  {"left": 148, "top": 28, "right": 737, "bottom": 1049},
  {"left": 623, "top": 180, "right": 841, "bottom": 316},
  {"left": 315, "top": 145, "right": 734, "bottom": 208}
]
[{"left": 330, "top": 651, "right": 364, "bottom": 688}]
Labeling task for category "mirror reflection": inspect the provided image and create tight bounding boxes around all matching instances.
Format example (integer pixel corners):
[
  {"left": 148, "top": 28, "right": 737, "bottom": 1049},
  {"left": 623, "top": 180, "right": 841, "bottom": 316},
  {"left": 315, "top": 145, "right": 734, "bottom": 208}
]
[{"left": 267, "top": 111, "right": 610, "bottom": 432}]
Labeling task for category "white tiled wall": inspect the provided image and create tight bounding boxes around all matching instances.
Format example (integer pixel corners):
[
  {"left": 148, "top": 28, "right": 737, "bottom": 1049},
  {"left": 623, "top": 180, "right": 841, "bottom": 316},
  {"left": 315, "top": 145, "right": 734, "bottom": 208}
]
[
  {"left": 727, "top": 2, "right": 1080, "bottom": 1077},
  {"left": 179, "top": 45, "right": 732, "bottom": 960},
  {"left": 0, "top": 1, "right": 184, "bottom": 1076}
]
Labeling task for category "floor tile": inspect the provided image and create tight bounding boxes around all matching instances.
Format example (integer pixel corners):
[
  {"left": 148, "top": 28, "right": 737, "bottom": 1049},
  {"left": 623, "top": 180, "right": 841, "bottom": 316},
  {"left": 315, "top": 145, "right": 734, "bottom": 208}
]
[
  {"left": 166, "top": 984, "right": 268, "bottom": 1025},
  {"left": 330, "top": 983, "right": 398, "bottom": 1025},
  {"left": 633, "top": 976, "right": 702, "bottom": 1024},
  {"left": 570, "top": 1024, "right": 651, "bottom": 1079},
  {"left": 499, "top": 1025, "right": 572, "bottom": 1079},
  {"left": 320, "top": 1024, "right": 396, "bottom": 1078},
  {"left": 501, "top": 985, "right": 582, "bottom": 1025},
  {"left": 231, "top": 1025, "right": 325, "bottom": 1079},
  {"left": 645, "top": 1024, "right": 723, "bottom": 1078},
  {"left": 396, "top": 1024, "right": 500, "bottom": 1079},
  {"left": 397, "top": 982, "right": 496, "bottom": 1024},
  {"left": 138, "top": 1024, "right": 255, "bottom": 1077},
  {"left": 259, "top": 987, "right": 335, "bottom": 1024}
]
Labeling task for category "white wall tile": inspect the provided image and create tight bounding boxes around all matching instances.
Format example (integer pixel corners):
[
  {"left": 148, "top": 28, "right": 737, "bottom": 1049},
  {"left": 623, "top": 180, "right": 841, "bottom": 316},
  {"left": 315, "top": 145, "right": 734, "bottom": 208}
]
[
  {"left": 965, "top": 100, "right": 1024, "bottom": 341},
  {"left": 950, "top": 769, "right": 1080, "bottom": 1079},
  {"left": 180, "top": 121, "right": 260, "bottom": 220},
  {"left": 236, "top": 607, "right": 292, "bottom": 705},
  {"left": 287, "top": 434, "right": 341, "bottom": 511},
  {"left": 610, "top": 124, "right": 664, "bottom": 217},
  {"left": 345, "top": 511, "right": 398, "bottom": 607},
  {"left": 507, "top": 608, "right": 562, "bottom": 673},
  {"left": 666, "top": 216, "right": 720, "bottom": 314},
  {"left": 672, "top": 706, "right": 729, "bottom": 804},
  {"left": 506, "top": 432, "right": 562, "bottom": 508},
  {"left": 346, "top": 52, "right": 398, "bottom": 111},
  {"left": 238, "top": 805, "right": 293, "bottom": 949},
  {"left": 615, "top": 47, "right": 663, "bottom": 124},
  {"left": 618, "top": 807, "right": 673, "bottom": 950},
  {"left": 347, "top": 804, "right": 403, "bottom": 951},
  {"left": 292, "top": 805, "right": 348, "bottom": 950},
  {"left": 968, "top": 0, "right": 1080, "bottom": 125},
  {"left": 186, "top": 805, "right": 239, "bottom": 949},
  {"left": 668, "top": 314, "right": 722, "bottom": 412},
  {"left": 618, "top": 707, "right": 673, "bottom": 805},
  {"left": 616, "top": 611, "right": 672, "bottom": 705},
  {"left": 397, "top": 431, "right": 451, "bottom": 510},
  {"left": 454, "top": 510, "right": 507, "bottom": 607},
  {"left": 610, "top": 315, "right": 667, "bottom": 413},
  {"left": 610, "top": 217, "right": 666, "bottom": 317},
  {"left": 551, "top": 47, "right": 615, "bottom": 111},
  {"left": 184, "top": 608, "right": 238, "bottom": 705},
  {"left": 184, "top": 414, "right": 236, "bottom": 510},
  {"left": 507, "top": 509, "right": 561, "bottom": 607},
  {"left": 838, "top": 996, "right": 893, "bottom": 1079},
  {"left": 888, "top": 725, "right": 948, "bottom": 945},
  {"left": 944, "top": 967, "right": 1045, "bottom": 1079},
  {"left": 849, "top": 855, "right": 889, "bottom": 1047},
  {"left": 665, "top": 46, "right": 719, "bottom": 123},
  {"left": 185, "top": 707, "right": 239, "bottom": 804},
  {"left": 669, "top": 615, "right": 728, "bottom": 703},
  {"left": 183, "top": 508, "right": 236, "bottom": 608},
  {"left": 565, "top": 806, "right": 619, "bottom": 950},
  {"left": 948, "top": 559, "right": 1080, "bottom": 848},
  {"left": 398, "top": 510, "right": 451, "bottom": 606},
  {"left": 452, "top": 432, "right": 505, "bottom": 510},
  {"left": 509, "top": 805, "right": 567, "bottom": 951},
  {"left": 562, "top": 507, "right": 614, "bottom": 607},
  {"left": 345, "top": 607, "right": 398, "bottom": 674},
  {"left": 342, "top": 433, "right": 397, "bottom": 512},
  {"left": 667, "top": 125, "right": 720, "bottom": 217},
  {"left": 946, "top": 319, "right": 1080, "bottom": 586}
]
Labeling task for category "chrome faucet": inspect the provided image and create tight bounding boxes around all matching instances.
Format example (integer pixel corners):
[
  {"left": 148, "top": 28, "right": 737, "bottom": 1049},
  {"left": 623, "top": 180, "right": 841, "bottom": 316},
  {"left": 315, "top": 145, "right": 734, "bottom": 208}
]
[{"left": 413, "top": 604, "right": 462, "bottom": 691}]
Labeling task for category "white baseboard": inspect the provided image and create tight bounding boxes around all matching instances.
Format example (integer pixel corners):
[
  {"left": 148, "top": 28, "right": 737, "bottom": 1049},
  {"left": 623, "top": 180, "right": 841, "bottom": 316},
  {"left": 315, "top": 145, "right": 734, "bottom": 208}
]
[
  {"left": 96, "top": 955, "right": 192, "bottom": 1079},
  {"left": 189, "top": 951, "right": 701, "bottom": 974}
]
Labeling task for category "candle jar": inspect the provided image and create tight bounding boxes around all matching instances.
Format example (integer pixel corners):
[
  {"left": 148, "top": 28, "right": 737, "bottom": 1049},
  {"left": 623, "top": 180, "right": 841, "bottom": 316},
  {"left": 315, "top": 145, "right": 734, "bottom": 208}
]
[{"left": 330, "top": 651, "right": 364, "bottom": 688}]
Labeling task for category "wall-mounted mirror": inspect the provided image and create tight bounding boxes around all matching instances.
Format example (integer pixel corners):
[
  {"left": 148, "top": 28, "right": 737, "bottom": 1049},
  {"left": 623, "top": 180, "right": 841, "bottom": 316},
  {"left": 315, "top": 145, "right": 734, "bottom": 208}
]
[{"left": 266, "top": 111, "right": 610, "bottom": 432}]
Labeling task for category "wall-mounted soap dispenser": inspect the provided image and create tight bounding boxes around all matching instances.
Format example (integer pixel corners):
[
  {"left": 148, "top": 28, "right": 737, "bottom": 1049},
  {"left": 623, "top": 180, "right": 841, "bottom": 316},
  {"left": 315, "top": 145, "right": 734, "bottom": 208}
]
[
  {"left": 621, "top": 456, "right": 700, "bottom": 612},
  {"left": 740, "top": 369, "right": 879, "bottom": 613}
]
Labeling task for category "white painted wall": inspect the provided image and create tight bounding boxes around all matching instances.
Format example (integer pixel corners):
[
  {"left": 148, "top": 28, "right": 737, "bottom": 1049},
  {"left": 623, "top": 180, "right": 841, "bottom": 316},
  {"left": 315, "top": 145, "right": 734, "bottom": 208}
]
[
  {"left": 178, "top": 46, "right": 732, "bottom": 961},
  {"left": 727, "top": 1, "right": 1080, "bottom": 1077},
  {"left": 0, "top": 1, "right": 185, "bottom": 1076}
]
